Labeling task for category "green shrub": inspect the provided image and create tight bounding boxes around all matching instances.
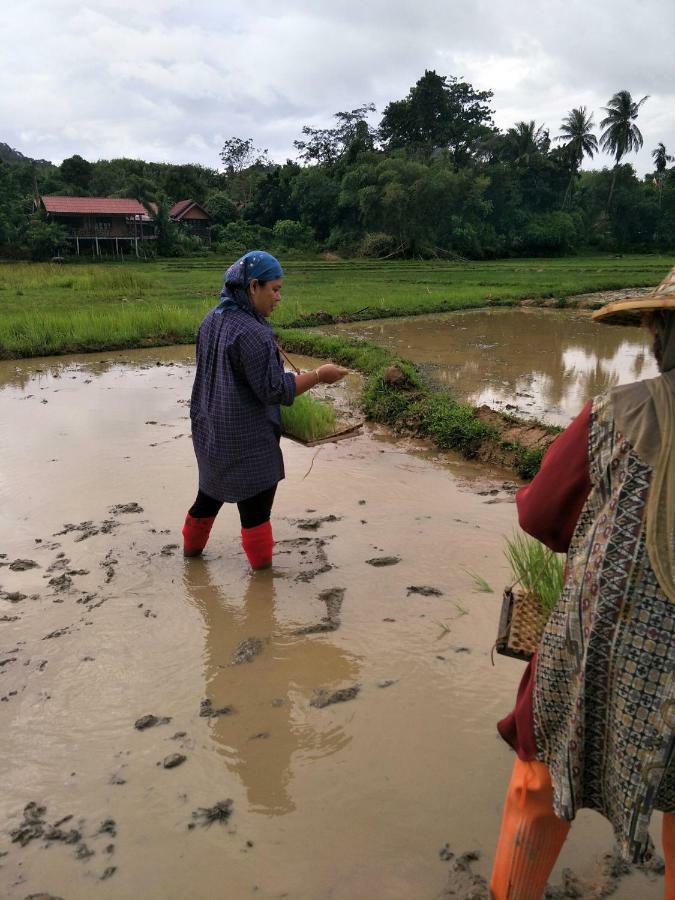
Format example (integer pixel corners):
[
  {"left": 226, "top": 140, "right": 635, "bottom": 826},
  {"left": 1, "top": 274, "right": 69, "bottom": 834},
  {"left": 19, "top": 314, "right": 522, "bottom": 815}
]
[
  {"left": 359, "top": 232, "right": 398, "bottom": 258},
  {"left": 417, "top": 394, "right": 495, "bottom": 457}
]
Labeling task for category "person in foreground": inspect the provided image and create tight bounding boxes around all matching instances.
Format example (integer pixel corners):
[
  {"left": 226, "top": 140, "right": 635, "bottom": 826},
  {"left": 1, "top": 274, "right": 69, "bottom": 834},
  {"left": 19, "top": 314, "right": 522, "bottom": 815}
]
[
  {"left": 491, "top": 267, "right": 675, "bottom": 899},
  {"left": 181, "top": 250, "right": 347, "bottom": 569}
]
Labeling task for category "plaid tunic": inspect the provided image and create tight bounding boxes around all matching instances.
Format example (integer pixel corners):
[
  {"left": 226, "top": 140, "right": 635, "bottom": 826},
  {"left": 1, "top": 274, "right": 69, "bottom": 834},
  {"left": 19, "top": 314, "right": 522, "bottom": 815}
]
[{"left": 190, "top": 304, "right": 296, "bottom": 503}]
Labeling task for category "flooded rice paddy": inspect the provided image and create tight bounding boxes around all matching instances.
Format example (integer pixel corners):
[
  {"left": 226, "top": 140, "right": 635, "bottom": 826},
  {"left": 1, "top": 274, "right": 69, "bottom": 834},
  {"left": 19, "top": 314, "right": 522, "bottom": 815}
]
[
  {"left": 319, "top": 308, "right": 658, "bottom": 426},
  {"left": 0, "top": 347, "right": 665, "bottom": 898}
]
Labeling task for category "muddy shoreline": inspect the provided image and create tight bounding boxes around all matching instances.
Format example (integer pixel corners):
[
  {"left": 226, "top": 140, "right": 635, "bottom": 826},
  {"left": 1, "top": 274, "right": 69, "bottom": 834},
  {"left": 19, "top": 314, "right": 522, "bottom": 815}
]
[{"left": 0, "top": 348, "right": 665, "bottom": 899}]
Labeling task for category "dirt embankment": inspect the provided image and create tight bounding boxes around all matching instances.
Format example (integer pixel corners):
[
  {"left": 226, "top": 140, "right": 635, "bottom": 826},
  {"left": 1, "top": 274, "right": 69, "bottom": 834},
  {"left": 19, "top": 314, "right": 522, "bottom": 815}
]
[{"left": 473, "top": 405, "right": 557, "bottom": 469}]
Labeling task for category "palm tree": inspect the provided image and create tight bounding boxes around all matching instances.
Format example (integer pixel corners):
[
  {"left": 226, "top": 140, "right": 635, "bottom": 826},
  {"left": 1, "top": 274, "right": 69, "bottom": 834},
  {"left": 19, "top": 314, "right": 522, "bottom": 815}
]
[
  {"left": 599, "top": 90, "right": 649, "bottom": 207},
  {"left": 652, "top": 142, "right": 674, "bottom": 208},
  {"left": 652, "top": 142, "right": 674, "bottom": 174},
  {"left": 505, "top": 121, "right": 550, "bottom": 166},
  {"left": 557, "top": 107, "right": 598, "bottom": 207}
]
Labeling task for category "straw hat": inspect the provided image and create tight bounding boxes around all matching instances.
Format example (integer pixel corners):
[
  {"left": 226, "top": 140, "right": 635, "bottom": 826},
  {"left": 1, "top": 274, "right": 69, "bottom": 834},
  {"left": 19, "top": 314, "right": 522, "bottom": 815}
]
[{"left": 592, "top": 266, "right": 675, "bottom": 326}]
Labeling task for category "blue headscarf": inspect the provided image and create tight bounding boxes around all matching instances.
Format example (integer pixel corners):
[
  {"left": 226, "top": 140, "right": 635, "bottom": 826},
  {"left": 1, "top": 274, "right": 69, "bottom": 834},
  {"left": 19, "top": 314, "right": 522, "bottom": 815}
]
[{"left": 215, "top": 250, "right": 284, "bottom": 316}]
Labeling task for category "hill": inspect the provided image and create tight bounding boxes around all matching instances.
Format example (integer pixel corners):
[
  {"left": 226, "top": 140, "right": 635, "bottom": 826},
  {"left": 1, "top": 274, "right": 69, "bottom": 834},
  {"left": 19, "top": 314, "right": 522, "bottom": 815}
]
[{"left": 0, "top": 142, "right": 52, "bottom": 167}]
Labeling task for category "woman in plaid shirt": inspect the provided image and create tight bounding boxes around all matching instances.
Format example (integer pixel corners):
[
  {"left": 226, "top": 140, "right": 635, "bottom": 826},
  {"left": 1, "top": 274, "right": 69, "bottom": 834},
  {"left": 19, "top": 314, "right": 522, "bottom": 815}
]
[{"left": 182, "top": 251, "right": 347, "bottom": 568}]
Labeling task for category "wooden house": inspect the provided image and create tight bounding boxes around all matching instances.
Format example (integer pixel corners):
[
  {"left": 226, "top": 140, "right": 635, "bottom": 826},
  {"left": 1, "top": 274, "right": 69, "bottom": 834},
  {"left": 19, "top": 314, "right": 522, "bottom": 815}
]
[
  {"left": 38, "top": 196, "right": 212, "bottom": 256},
  {"left": 39, "top": 196, "right": 155, "bottom": 257},
  {"left": 169, "top": 199, "right": 212, "bottom": 244}
]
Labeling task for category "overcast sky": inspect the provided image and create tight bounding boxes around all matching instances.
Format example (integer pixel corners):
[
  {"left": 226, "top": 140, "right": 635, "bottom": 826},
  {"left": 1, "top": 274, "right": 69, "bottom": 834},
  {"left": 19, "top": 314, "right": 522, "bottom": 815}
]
[{"left": 4, "top": 0, "right": 674, "bottom": 177}]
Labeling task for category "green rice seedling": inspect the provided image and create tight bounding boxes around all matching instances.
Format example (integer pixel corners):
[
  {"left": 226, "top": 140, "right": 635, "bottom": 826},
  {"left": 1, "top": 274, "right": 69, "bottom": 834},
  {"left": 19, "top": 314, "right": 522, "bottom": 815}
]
[
  {"left": 280, "top": 393, "right": 337, "bottom": 443},
  {"left": 504, "top": 531, "right": 565, "bottom": 614},
  {"left": 461, "top": 567, "right": 494, "bottom": 593},
  {"left": 434, "top": 620, "right": 452, "bottom": 638}
]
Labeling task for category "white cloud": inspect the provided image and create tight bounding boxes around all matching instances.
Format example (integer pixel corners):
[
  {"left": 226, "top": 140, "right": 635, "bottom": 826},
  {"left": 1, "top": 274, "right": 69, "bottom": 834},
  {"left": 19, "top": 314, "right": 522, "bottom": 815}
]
[{"left": 2, "top": 0, "right": 673, "bottom": 175}]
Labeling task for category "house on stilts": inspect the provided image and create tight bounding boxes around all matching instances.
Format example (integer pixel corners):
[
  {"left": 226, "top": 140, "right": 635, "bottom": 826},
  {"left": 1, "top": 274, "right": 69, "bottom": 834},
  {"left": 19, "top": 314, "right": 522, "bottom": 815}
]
[{"left": 36, "top": 196, "right": 212, "bottom": 256}]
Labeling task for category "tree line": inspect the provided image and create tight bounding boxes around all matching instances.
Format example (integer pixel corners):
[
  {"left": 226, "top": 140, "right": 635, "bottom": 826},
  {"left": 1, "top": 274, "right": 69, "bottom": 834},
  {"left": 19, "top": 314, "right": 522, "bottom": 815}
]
[{"left": 1, "top": 70, "right": 674, "bottom": 260}]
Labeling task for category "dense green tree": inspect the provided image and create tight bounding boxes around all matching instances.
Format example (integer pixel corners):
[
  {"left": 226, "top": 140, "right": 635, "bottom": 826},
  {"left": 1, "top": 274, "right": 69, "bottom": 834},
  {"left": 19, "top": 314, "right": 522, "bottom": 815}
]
[
  {"left": 60, "top": 154, "right": 94, "bottom": 192},
  {"left": 219, "top": 137, "right": 269, "bottom": 174},
  {"left": 294, "top": 103, "right": 377, "bottom": 166},
  {"left": 600, "top": 90, "right": 649, "bottom": 207},
  {"left": 290, "top": 168, "right": 340, "bottom": 240},
  {"left": 204, "top": 191, "right": 238, "bottom": 225},
  {"left": 379, "top": 70, "right": 494, "bottom": 165},
  {"left": 26, "top": 217, "right": 69, "bottom": 260}
]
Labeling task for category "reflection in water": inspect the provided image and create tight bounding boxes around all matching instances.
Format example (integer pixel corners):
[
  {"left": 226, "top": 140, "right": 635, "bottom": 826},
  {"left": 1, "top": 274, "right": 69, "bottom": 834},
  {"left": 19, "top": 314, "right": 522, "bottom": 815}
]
[
  {"left": 182, "top": 563, "right": 358, "bottom": 816},
  {"left": 320, "top": 309, "right": 659, "bottom": 426}
]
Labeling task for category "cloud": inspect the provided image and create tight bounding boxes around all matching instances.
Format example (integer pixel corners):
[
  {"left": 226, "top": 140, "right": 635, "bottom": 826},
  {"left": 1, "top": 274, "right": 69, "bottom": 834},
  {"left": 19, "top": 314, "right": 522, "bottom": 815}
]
[{"left": 2, "top": 0, "right": 673, "bottom": 175}]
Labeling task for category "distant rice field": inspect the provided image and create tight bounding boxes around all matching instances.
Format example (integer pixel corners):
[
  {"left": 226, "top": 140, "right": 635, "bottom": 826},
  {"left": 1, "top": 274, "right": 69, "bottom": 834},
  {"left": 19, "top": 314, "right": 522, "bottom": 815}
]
[{"left": 0, "top": 254, "right": 672, "bottom": 359}]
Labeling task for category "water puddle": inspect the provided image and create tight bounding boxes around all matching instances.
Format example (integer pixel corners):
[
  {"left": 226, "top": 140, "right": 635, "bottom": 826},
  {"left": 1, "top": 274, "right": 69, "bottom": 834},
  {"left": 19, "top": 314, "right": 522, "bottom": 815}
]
[
  {"left": 0, "top": 347, "right": 663, "bottom": 898},
  {"left": 317, "top": 308, "right": 658, "bottom": 425}
]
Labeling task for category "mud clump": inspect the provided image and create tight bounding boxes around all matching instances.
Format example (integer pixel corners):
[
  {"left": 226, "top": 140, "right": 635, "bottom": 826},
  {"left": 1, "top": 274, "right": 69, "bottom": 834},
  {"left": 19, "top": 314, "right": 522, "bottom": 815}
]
[
  {"left": 109, "top": 502, "right": 144, "bottom": 515},
  {"left": 54, "top": 520, "right": 118, "bottom": 542},
  {"left": 291, "top": 514, "right": 341, "bottom": 531},
  {"left": 366, "top": 556, "right": 401, "bottom": 567},
  {"left": 407, "top": 585, "right": 443, "bottom": 597},
  {"left": 1, "top": 590, "right": 27, "bottom": 603},
  {"left": 382, "top": 365, "right": 414, "bottom": 388},
  {"left": 100, "top": 549, "right": 118, "bottom": 583},
  {"left": 200, "top": 698, "right": 234, "bottom": 718},
  {"left": 42, "top": 627, "right": 70, "bottom": 640},
  {"left": 134, "top": 714, "right": 172, "bottom": 731},
  {"left": 437, "top": 848, "right": 487, "bottom": 899},
  {"left": 231, "top": 638, "right": 263, "bottom": 665},
  {"left": 542, "top": 847, "right": 664, "bottom": 899},
  {"left": 48, "top": 573, "right": 72, "bottom": 592},
  {"left": 310, "top": 684, "right": 360, "bottom": 708},
  {"left": 9, "top": 559, "right": 39, "bottom": 571},
  {"left": 25, "top": 894, "right": 65, "bottom": 900}
]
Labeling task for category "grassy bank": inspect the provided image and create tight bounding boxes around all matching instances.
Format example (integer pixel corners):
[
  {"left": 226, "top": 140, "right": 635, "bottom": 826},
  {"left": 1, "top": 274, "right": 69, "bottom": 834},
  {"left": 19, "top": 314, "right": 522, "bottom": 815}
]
[
  {"left": 1, "top": 254, "right": 673, "bottom": 359},
  {"left": 277, "top": 329, "right": 559, "bottom": 479}
]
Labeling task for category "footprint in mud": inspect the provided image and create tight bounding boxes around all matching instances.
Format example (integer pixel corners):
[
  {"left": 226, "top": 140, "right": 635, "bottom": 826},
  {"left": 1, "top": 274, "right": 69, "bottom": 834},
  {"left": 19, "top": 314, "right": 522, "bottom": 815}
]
[{"left": 295, "top": 587, "right": 345, "bottom": 634}]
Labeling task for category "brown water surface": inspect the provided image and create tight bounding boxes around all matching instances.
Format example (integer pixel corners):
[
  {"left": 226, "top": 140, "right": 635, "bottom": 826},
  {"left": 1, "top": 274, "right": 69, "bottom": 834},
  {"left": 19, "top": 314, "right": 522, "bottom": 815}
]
[
  {"left": 319, "top": 308, "right": 658, "bottom": 425},
  {"left": 0, "top": 347, "right": 663, "bottom": 898}
]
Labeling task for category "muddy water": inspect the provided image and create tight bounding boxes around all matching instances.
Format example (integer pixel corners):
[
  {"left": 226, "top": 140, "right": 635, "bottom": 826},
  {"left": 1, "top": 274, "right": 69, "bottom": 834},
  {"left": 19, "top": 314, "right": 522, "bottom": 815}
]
[
  {"left": 319, "top": 308, "right": 658, "bottom": 425},
  {"left": 0, "top": 348, "right": 664, "bottom": 899}
]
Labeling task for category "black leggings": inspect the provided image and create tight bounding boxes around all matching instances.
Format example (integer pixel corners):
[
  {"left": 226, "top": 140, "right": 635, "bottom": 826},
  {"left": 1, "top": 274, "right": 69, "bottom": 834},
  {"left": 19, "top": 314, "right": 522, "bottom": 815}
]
[{"left": 189, "top": 484, "right": 277, "bottom": 529}]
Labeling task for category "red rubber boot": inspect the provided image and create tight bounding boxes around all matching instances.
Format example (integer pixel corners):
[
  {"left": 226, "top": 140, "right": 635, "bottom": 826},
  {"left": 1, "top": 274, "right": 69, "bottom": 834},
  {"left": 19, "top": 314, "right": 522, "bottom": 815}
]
[
  {"left": 241, "top": 521, "right": 274, "bottom": 570},
  {"left": 182, "top": 514, "right": 216, "bottom": 557}
]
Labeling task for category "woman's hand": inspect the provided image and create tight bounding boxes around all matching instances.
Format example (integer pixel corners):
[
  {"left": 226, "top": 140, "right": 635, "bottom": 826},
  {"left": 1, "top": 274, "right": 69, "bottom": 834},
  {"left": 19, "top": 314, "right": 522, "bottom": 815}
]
[{"left": 317, "top": 364, "right": 348, "bottom": 384}]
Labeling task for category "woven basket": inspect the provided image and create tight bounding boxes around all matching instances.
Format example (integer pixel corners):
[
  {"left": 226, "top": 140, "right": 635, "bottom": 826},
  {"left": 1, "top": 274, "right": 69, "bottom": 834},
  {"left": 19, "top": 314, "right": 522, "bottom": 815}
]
[{"left": 495, "top": 586, "right": 547, "bottom": 661}]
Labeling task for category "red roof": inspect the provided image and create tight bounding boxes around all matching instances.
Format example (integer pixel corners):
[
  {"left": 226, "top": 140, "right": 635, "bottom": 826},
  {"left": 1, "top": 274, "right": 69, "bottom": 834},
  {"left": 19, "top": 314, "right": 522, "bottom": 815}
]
[
  {"left": 169, "top": 199, "right": 196, "bottom": 219},
  {"left": 41, "top": 196, "right": 149, "bottom": 216}
]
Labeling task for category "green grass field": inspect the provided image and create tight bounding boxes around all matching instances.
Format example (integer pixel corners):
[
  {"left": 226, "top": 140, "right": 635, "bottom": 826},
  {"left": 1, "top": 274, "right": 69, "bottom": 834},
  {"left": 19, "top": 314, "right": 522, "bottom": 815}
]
[{"left": 1, "top": 254, "right": 673, "bottom": 358}]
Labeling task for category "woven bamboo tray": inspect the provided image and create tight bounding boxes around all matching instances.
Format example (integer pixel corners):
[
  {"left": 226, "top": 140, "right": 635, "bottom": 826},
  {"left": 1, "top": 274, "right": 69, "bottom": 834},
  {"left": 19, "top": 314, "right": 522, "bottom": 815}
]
[{"left": 495, "top": 586, "right": 547, "bottom": 661}]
